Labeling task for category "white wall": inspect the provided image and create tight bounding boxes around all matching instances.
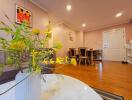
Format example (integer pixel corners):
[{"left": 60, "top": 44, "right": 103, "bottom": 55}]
[
  {"left": 53, "top": 24, "right": 77, "bottom": 57},
  {"left": 76, "top": 31, "right": 84, "bottom": 48},
  {"left": 84, "top": 23, "right": 132, "bottom": 49}
]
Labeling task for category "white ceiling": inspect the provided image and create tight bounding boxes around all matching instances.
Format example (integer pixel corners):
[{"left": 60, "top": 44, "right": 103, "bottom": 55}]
[{"left": 32, "top": 0, "right": 132, "bottom": 32}]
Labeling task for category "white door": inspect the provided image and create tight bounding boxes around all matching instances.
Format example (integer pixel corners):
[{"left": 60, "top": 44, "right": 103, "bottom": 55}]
[{"left": 103, "top": 28, "right": 126, "bottom": 61}]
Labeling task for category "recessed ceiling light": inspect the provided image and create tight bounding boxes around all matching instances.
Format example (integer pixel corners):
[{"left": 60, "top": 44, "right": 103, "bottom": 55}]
[
  {"left": 115, "top": 12, "right": 123, "bottom": 18},
  {"left": 66, "top": 4, "right": 72, "bottom": 11},
  {"left": 82, "top": 23, "right": 86, "bottom": 27}
]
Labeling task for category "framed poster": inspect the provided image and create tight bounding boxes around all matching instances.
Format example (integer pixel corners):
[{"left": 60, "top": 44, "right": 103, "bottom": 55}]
[{"left": 16, "top": 5, "right": 32, "bottom": 27}]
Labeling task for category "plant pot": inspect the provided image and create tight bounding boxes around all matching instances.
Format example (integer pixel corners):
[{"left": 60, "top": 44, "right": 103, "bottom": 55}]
[{"left": 15, "top": 70, "right": 41, "bottom": 100}]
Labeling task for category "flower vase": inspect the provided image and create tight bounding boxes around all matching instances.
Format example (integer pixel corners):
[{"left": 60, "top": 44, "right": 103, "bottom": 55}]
[{"left": 15, "top": 70, "right": 41, "bottom": 100}]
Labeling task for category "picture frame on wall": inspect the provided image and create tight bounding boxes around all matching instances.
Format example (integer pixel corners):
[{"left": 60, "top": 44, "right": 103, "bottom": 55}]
[{"left": 16, "top": 5, "right": 32, "bottom": 27}]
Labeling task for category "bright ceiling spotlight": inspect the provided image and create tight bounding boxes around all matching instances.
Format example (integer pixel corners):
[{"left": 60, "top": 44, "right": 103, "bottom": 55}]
[
  {"left": 66, "top": 4, "right": 72, "bottom": 11},
  {"left": 82, "top": 23, "right": 86, "bottom": 27},
  {"left": 115, "top": 12, "right": 123, "bottom": 18}
]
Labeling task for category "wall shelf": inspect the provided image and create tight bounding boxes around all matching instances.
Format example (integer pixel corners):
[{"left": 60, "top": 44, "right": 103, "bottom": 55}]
[{"left": 126, "top": 43, "right": 132, "bottom": 64}]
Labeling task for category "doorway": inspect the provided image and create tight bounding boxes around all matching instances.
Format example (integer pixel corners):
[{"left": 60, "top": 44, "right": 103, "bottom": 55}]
[{"left": 103, "top": 28, "right": 126, "bottom": 61}]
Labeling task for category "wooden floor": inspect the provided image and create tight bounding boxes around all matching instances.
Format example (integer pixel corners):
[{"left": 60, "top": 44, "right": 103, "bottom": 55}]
[{"left": 54, "top": 61, "right": 132, "bottom": 100}]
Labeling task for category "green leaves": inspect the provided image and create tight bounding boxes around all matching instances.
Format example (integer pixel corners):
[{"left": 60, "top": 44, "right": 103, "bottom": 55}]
[
  {"left": 0, "top": 37, "right": 9, "bottom": 49},
  {"left": 0, "top": 27, "right": 14, "bottom": 34},
  {"left": 6, "top": 57, "right": 14, "bottom": 65},
  {"left": 0, "top": 20, "right": 15, "bottom": 35},
  {"left": 15, "top": 22, "right": 27, "bottom": 34},
  {"left": 0, "top": 13, "right": 66, "bottom": 73},
  {"left": 0, "top": 64, "right": 3, "bottom": 76},
  {"left": 53, "top": 41, "right": 63, "bottom": 51}
]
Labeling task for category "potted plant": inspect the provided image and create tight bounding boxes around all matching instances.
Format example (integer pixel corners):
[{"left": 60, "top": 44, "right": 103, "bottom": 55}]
[{"left": 0, "top": 14, "right": 76, "bottom": 100}]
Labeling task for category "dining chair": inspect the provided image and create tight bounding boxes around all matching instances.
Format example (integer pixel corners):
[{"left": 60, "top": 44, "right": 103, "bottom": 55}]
[
  {"left": 78, "top": 47, "right": 90, "bottom": 64},
  {"left": 69, "top": 48, "right": 76, "bottom": 58}
]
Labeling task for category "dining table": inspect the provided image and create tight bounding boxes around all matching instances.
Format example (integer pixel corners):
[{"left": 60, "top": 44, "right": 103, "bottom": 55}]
[{"left": 0, "top": 74, "right": 103, "bottom": 100}]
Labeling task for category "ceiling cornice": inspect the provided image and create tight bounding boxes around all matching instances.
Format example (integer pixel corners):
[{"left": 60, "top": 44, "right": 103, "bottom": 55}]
[
  {"left": 62, "top": 23, "right": 78, "bottom": 32},
  {"left": 30, "top": 0, "right": 48, "bottom": 14}
]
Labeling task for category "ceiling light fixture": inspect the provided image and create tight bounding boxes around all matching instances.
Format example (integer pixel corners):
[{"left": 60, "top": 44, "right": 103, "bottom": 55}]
[
  {"left": 66, "top": 4, "right": 72, "bottom": 11},
  {"left": 82, "top": 23, "right": 86, "bottom": 27},
  {"left": 115, "top": 12, "right": 123, "bottom": 18}
]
